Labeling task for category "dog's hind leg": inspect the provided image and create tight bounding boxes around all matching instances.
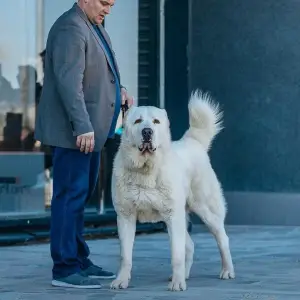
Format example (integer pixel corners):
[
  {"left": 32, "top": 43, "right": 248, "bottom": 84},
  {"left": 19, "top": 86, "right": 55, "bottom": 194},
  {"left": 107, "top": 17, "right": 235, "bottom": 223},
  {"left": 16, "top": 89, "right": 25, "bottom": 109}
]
[
  {"left": 184, "top": 211, "right": 194, "bottom": 279},
  {"left": 191, "top": 189, "right": 235, "bottom": 279},
  {"left": 185, "top": 231, "right": 194, "bottom": 279}
]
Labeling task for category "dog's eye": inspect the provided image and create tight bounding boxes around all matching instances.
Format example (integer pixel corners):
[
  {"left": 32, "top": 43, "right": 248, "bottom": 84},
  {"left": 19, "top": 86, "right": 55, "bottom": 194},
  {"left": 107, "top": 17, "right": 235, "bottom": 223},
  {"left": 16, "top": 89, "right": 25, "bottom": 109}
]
[
  {"left": 134, "top": 119, "right": 142, "bottom": 124},
  {"left": 153, "top": 119, "right": 160, "bottom": 124}
]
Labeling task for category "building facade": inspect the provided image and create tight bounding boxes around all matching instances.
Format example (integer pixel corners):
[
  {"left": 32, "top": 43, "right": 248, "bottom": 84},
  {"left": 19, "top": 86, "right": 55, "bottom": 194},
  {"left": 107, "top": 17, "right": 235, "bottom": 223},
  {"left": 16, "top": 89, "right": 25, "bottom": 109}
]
[{"left": 3, "top": 0, "right": 294, "bottom": 228}]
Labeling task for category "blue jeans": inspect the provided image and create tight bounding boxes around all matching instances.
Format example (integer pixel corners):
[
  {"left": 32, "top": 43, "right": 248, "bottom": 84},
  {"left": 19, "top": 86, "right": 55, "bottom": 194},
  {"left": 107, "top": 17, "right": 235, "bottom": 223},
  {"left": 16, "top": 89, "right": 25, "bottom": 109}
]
[
  {"left": 50, "top": 147, "right": 101, "bottom": 279},
  {"left": 50, "top": 107, "right": 120, "bottom": 279}
]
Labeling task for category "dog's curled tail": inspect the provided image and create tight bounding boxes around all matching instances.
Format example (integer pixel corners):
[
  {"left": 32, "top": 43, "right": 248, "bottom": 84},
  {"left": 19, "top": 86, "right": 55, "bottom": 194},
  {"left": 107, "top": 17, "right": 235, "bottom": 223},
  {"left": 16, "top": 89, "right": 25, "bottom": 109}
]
[{"left": 186, "top": 89, "right": 223, "bottom": 151}]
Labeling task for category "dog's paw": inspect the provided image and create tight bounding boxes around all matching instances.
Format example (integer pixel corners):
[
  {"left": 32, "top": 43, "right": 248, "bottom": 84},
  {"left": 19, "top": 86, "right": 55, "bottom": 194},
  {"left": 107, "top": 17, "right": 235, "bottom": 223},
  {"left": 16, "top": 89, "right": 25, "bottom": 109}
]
[
  {"left": 220, "top": 267, "right": 235, "bottom": 280},
  {"left": 168, "top": 278, "right": 187, "bottom": 291},
  {"left": 110, "top": 277, "right": 130, "bottom": 289},
  {"left": 168, "top": 274, "right": 190, "bottom": 281}
]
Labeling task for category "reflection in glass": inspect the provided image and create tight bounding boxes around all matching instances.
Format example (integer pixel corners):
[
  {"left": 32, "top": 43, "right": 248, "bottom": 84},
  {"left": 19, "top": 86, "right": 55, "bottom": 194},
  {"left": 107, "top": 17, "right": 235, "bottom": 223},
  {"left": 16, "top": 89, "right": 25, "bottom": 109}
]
[
  {"left": 0, "top": 1, "right": 49, "bottom": 215},
  {"left": 0, "top": 1, "right": 43, "bottom": 151}
]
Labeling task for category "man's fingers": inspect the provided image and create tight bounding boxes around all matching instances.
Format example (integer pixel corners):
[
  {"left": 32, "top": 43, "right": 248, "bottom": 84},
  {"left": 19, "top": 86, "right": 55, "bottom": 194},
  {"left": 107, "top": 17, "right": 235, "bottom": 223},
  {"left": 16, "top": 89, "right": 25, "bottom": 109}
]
[
  {"left": 128, "top": 96, "right": 134, "bottom": 106},
  {"left": 80, "top": 137, "right": 86, "bottom": 152},
  {"left": 84, "top": 137, "right": 91, "bottom": 154},
  {"left": 76, "top": 134, "right": 94, "bottom": 153},
  {"left": 76, "top": 136, "right": 82, "bottom": 148},
  {"left": 121, "top": 93, "right": 126, "bottom": 104},
  {"left": 90, "top": 137, "right": 95, "bottom": 152}
]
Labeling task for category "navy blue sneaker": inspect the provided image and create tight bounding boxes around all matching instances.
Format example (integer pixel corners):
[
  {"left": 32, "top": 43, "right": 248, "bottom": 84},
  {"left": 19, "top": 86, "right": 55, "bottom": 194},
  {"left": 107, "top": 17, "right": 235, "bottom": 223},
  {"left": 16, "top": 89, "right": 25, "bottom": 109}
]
[
  {"left": 52, "top": 273, "right": 102, "bottom": 289},
  {"left": 81, "top": 264, "right": 116, "bottom": 279}
]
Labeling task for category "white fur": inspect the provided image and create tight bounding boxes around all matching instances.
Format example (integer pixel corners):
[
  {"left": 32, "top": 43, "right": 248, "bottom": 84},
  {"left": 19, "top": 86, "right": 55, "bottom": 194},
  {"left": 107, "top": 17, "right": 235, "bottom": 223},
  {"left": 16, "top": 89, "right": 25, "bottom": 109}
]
[{"left": 110, "top": 89, "right": 235, "bottom": 292}]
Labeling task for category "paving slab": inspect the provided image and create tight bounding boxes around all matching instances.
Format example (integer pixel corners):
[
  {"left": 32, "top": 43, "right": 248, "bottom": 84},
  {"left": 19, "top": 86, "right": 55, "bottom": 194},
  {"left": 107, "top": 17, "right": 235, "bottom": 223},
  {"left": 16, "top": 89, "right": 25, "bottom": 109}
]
[{"left": 0, "top": 225, "right": 300, "bottom": 300}]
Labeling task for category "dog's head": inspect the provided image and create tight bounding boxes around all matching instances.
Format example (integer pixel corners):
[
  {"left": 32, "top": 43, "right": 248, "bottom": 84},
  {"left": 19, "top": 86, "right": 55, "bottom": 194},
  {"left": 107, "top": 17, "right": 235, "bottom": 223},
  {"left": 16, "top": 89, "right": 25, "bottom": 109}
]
[{"left": 120, "top": 105, "right": 171, "bottom": 169}]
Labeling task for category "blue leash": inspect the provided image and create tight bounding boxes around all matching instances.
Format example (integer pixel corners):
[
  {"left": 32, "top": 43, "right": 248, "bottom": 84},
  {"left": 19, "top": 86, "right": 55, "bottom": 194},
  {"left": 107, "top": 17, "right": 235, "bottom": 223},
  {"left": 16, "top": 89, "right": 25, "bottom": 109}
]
[{"left": 116, "top": 100, "right": 129, "bottom": 135}]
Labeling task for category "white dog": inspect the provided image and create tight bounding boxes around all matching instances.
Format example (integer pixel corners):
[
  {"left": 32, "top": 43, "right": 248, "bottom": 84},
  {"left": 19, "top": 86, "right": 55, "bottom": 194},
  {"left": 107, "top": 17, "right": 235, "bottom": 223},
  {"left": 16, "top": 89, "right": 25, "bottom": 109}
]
[{"left": 110, "top": 90, "right": 235, "bottom": 292}]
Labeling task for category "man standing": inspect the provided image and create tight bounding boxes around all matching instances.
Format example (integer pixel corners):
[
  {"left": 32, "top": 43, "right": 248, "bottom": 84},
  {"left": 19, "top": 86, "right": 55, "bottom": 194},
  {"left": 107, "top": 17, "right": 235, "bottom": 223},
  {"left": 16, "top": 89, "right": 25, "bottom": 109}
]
[{"left": 35, "top": 0, "right": 133, "bottom": 289}]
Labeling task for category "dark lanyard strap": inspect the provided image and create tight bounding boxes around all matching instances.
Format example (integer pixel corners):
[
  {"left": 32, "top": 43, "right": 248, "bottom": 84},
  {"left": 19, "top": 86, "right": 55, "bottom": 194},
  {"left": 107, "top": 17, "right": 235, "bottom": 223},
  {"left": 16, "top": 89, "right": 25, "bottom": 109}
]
[
  {"left": 121, "top": 100, "right": 129, "bottom": 120},
  {"left": 121, "top": 100, "right": 129, "bottom": 127}
]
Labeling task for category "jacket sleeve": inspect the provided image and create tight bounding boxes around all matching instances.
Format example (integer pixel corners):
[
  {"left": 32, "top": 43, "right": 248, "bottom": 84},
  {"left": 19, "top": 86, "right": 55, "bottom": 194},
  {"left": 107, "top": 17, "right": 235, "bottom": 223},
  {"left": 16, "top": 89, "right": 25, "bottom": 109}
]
[{"left": 51, "top": 22, "right": 93, "bottom": 136}]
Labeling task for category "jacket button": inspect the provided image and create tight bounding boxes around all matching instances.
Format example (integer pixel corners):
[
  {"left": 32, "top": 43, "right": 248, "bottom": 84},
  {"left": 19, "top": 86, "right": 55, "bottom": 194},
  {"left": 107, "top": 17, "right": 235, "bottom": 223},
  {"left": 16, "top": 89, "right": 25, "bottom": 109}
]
[
  {"left": 111, "top": 103, "right": 114, "bottom": 107},
  {"left": 111, "top": 79, "right": 115, "bottom": 84}
]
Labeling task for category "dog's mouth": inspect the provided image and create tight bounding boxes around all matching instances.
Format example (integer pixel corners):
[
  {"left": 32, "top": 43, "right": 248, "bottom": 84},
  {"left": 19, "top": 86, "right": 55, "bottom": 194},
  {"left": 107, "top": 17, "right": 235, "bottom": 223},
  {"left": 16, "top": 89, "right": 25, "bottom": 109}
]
[{"left": 138, "top": 141, "right": 156, "bottom": 154}]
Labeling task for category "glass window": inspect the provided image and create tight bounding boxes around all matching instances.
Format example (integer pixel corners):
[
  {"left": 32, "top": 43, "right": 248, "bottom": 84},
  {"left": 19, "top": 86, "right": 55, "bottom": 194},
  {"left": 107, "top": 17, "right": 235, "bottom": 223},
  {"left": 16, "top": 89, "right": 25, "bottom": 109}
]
[
  {"left": 0, "top": 1, "right": 77, "bottom": 215},
  {"left": 0, "top": 0, "right": 75, "bottom": 152},
  {"left": 0, "top": 1, "right": 139, "bottom": 216},
  {"left": 0, "top": 0, "right": 42, "bottom": 150},
  {"left": 0, "top": 1, "right": 46, "bottom": 216}
]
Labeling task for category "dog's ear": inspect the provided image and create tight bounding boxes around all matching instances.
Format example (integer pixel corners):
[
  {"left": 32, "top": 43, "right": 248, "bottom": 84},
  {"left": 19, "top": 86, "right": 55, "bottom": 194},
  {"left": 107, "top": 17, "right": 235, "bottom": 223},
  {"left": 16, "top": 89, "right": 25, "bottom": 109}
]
[{"left": 161, "top": 108, "right": 170, "bottom": 127}]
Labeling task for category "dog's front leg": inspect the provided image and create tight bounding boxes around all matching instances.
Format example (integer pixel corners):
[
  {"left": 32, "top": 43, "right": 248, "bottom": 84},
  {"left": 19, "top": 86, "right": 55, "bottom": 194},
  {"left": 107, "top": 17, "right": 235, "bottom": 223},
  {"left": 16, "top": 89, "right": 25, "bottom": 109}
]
[
  {"left": 166, "top": 209, "right": 187, "bottom": 291},
  {"left": 110, "top": 214, "right": 136, "bottom": 289}
]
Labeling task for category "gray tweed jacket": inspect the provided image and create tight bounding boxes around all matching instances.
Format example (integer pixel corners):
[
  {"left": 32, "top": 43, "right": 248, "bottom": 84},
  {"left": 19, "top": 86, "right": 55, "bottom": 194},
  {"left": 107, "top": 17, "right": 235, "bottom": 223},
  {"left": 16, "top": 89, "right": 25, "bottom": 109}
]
[{"left": 35, "top": 3, "right": 122, "bottom": 152}]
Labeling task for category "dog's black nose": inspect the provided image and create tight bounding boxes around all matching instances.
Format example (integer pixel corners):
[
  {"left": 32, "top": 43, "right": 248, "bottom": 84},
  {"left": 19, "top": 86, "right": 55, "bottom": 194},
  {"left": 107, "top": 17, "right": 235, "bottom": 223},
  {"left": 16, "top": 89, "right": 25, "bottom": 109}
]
[{"left": 142, "top": 128, "right": 153, "bottom": 141}]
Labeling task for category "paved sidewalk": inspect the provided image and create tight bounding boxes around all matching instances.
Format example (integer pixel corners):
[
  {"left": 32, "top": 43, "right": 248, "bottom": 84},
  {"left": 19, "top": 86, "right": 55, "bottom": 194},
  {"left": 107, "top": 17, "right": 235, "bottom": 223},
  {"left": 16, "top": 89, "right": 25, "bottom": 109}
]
[{"left": 0, "top": 225, "right": 300, "bottom": 300}]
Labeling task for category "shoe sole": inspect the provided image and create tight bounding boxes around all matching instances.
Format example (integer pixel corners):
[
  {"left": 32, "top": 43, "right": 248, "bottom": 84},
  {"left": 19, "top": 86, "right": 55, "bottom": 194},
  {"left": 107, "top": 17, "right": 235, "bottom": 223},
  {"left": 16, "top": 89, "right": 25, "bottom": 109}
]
[
  {"left": 51, "top": 280, "right": 102, "bottom": 289},
  {"left": 88, "top": 275, "right": 116, "bottom": 279}
]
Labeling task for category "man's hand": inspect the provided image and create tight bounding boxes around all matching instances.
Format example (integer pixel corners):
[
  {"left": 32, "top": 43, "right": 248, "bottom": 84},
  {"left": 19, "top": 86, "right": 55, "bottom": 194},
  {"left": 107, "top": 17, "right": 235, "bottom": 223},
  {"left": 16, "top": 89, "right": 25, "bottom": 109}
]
[
  {"left": 76, "top": 132, "right": 95, "bottom": 154},
  {"left": 33, "top": 140, "right": 41, "bottom": 152},
  {"left": 121, "top": 87, "right": 134, "bottom": 107}
]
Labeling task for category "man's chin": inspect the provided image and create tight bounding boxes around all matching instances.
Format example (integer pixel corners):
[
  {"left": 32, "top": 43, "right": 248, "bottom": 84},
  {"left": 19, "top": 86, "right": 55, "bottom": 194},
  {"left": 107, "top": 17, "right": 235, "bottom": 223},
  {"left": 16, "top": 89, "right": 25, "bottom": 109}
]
[{"left": 94, "top": 16, "right": 104, "bottom": 24}]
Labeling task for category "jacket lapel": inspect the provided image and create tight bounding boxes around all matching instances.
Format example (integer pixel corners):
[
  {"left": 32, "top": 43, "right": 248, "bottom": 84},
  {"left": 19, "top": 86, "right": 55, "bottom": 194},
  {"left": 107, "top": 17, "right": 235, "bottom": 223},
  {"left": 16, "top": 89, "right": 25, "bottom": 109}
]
[
  {"left": 74, "top": 4, "right": 120, "bottom": 81},
  {"left": 97, "top": 24, "right": 121, "bottom": 79}
]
